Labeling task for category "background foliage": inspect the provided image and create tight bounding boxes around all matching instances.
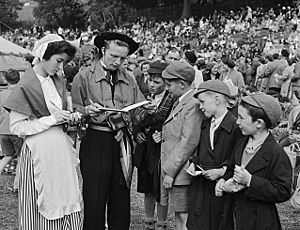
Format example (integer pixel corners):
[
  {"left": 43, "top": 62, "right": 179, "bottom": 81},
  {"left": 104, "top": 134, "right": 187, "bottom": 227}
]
[
  {"left": 0, "top": 0, "right": 22, "bottom": 29},
  {"left": 33, "top": 0, "right": 86, "bottom": 30}
]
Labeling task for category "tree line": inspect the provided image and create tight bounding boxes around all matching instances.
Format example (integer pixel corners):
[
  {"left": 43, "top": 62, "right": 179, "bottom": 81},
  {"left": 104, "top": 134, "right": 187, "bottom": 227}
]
[{"left": 0, "top": 0, "right": 290, "bottom": 32}]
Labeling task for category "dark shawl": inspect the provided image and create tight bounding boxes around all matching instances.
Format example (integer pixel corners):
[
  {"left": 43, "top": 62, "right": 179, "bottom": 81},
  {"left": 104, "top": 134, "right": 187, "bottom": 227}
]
[{"left": 4, "top": 68, "right": 67, "bottom": 118}]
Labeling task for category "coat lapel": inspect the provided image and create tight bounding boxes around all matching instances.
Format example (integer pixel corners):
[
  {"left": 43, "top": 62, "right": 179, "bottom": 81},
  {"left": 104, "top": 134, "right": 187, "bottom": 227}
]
[
  {"left": 235, "top": 137, "right": 249, "bottom": 166},
  {"left": 201, "top": 120, "right": 215, "bottom": 157},
  {"left": 244, "top": 134, "right": 273, "bottom": 173},
  {"left": 164, "top": 90, "right": 193, "bottom": 125}
]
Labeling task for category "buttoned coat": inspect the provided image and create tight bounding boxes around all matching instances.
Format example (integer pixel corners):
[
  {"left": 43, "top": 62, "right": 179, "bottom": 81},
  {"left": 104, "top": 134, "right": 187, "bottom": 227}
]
[
  {"left": 187, "top": 112, "right": 243, "bottom": 230},
  {"left": 161, "top": 90, "right": 202, "bottom": 185},
  {"left": 220, "top": 134, "right": 292, "bottom": 230}
]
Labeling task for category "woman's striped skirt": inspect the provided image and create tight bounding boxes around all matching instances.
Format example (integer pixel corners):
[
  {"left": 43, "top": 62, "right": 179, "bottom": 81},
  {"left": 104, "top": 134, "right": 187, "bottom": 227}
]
[{"left": 18, "top": 145, "right": 82, "bottom": 230}]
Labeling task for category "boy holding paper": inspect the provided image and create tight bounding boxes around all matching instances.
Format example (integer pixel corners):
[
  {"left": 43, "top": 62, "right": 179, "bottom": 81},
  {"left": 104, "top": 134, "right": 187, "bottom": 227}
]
[
  {"left": 187, "top": 80, "right": 243, "bottom": 230},
  {"left": 216, "top": 92, "right": 292, "bottom": 230}
]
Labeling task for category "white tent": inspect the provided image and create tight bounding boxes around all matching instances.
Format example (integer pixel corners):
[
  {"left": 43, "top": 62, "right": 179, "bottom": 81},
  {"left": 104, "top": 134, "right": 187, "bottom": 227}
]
[
  {"left": 0, "top": 37, "right": 31, "bottom": 87},
  {"left": 0, "top": 36, "right": 31, "bottom": 56},
  {"left": 0, "top": 55, "right": 29, "bottom": 71}
]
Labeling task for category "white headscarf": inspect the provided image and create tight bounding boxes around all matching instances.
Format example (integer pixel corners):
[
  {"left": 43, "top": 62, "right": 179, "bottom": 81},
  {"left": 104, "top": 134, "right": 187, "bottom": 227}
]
[{"left": 32, "top": 34, "right": 63, "bottom": 66}]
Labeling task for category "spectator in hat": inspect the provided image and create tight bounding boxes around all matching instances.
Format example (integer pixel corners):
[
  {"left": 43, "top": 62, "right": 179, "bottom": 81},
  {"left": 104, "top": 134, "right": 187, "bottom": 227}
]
[
  {"left": 187, "top": 80, "right": 243, "bottom": 230},
  {"left": 72, "top": 31, "right": 145, "bottom": 230},
  {"left": 181, "top": 51, "right": 203, "bottom": 88},
  {"left": 133, "top": 60, "right": 175, "bottom": 230},
  {"left": 160, "top": 61, "right": 203, "bottom": 230},
  {"left": 217, "top": 92, "right": 292, "bottom": 230}
]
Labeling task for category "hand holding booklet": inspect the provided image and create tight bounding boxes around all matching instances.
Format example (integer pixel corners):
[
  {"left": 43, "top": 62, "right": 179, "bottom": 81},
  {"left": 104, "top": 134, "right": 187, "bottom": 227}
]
[{"left": 89, "top": 99, "right": 150, "bottom": 113}]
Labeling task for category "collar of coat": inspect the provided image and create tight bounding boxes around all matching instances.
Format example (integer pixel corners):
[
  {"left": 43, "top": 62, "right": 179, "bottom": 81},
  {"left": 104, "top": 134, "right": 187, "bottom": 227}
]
[
  {"left": 202, "top": 111, "right": 234, "bottom": 133},
  {"left": 89, "top": 60, "right": 130, "bottom": 85},
  {"left": 164, "top": 90, "right": 195, "bottom": 124},
  {"left": 235, "top": 133, "right": 277, "bottom": 173}
]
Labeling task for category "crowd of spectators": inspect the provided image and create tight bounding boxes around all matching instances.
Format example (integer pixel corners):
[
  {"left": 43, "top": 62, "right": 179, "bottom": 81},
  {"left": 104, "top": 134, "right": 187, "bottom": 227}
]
[{"left": 3, "top": 3, "right": 300, "bottom": 104}]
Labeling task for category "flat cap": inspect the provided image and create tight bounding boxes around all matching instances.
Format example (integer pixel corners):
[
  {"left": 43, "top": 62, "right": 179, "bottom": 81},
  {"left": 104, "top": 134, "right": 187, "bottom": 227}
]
[
  {"left": 241, "top": 92, "right": 282, "bottom": 128},
  {"left": 148, "top": 61, "right": 168, "bottom": 74},
  {"left": 194, "top": 80, "right": 231, "bottom": 98},
  {"left": 162, "top": 61, "right": 195, "bottom": 83}
]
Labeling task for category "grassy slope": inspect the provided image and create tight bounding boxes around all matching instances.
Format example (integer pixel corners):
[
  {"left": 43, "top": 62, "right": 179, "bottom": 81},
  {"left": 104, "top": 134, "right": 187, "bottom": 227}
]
[{"left": 1, "top": 168, "right": 300, "bottom": 230}]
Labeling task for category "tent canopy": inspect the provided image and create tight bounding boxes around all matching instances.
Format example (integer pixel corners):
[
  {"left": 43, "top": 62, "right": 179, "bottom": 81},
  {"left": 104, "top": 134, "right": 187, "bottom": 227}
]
[
  {"left": 0, "top": 36, "right": 31, "bottom": 56},
  {"left": 0, "top": 55, "right": 29, "bottom": 72}
]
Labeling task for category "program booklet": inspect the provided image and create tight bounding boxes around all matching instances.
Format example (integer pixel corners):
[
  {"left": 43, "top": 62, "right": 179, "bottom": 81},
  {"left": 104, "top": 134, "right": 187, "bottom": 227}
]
[{"left": 91, "top": 100, "right": 150, "bottom": 113}]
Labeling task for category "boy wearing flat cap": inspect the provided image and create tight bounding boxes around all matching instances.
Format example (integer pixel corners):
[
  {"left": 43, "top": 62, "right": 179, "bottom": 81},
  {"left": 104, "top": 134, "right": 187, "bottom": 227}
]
[
  {"left": 72, "top": 32, "right": 144, "bottom": 230},
  {"left": 187, "top": 80, "right": 243, "bottom": 230},
  {"left": 133, "top": 60, "right": 174, "bottom": 230},
  {"left": 216, "top": 92, "right": 292, "bottom": 230},
  {"left": 160, "top": 61, "right": 203, "bottom": 230}
]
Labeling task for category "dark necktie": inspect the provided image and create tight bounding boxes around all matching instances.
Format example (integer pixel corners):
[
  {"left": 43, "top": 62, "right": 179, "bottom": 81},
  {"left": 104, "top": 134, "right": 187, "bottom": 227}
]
[{"left": 102, "top": 66, "right": 117, "bottom": 104}]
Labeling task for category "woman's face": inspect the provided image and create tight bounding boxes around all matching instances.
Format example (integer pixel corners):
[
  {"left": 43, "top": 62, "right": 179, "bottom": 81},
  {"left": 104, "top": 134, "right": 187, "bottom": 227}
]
[
  {"left": 211, "top": 65, "right": 218, "bottom": 75},
  {"left": 43, "top": 53, "right": 69, "bottom": 76},
  {"left": 142, "top": 63, "right": 150, "bottom": 75}
]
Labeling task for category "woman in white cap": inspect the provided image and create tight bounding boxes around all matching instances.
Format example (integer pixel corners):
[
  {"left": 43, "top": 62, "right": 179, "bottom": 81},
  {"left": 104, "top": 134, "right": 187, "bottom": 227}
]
[{"left": 4, "top": 34, "right": 82, "bottom": 230}]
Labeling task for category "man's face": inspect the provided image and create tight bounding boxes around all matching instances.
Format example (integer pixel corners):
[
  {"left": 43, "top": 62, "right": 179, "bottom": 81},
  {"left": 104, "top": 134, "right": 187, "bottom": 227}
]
[
  {"left": 103, "top": 42, "right": 129, "bottom": 71},
  {"left": 165, "top": 79, "right": 182, "bottom": 98},
  {"left": 148, "top": 75, "right": 165, "bottom": 95},
  {"left": 165, "top": 51, "right": 180, "bottom": 64}
]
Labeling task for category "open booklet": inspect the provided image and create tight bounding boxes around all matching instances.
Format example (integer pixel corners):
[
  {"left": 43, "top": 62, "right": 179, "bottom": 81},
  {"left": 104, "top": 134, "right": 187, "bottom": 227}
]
[{"left": 90, "top": 100, "right": 150, "bottom": 113}]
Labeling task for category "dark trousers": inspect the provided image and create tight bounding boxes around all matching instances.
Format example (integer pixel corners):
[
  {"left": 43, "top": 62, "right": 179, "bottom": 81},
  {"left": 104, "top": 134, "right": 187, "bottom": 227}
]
[{"left": 80, "top": 129, "right": 130, "bottom": 230}]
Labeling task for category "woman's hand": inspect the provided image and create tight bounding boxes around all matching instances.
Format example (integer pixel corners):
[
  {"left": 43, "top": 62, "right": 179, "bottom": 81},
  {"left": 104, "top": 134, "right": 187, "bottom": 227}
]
[
  {"left": 69, "top": 112, "right": 82, "bottom": 125},
  {"left": 53, "top": 110, "right": 71, "bottom": 124}
]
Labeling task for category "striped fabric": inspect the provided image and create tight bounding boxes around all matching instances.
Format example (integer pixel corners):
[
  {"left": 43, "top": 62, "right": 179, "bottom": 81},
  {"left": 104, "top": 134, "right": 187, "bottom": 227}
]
[{"left": 18, "top": 144, "right": 82, "bottom": 230}]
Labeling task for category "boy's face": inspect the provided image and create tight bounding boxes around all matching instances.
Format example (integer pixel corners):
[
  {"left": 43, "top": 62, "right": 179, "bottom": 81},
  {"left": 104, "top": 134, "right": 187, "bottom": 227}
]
[
  {"left": 148, "top": 76, "right": 165, "bottom": 95},
  {"left": 165, "top": 79, "right": 182, "bottom": 99},
  {"left": 197, "top": 92, "right": 218, "bottom": 118},
  {"left": 236, "top": 105, "right": 258, "bottom": 136}
]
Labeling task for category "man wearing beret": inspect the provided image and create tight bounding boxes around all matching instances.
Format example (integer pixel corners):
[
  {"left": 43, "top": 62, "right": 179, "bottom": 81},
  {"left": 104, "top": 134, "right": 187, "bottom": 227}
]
[
  {"left": 72, "top": 32, "right": 145, "bottom": 230},
  {"left": 160, "top": 61, "right": 203, "bottom": 230}
]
